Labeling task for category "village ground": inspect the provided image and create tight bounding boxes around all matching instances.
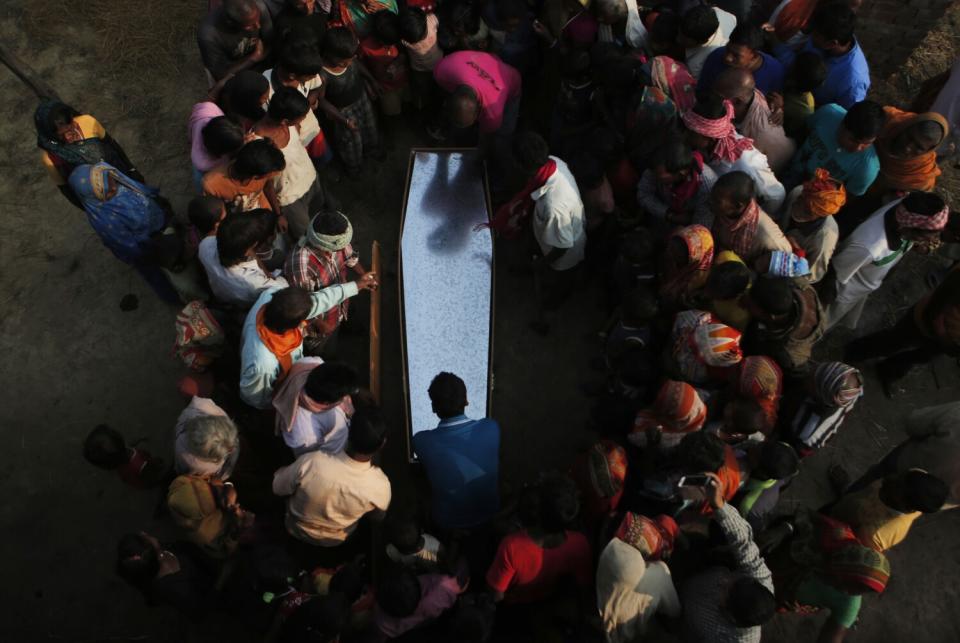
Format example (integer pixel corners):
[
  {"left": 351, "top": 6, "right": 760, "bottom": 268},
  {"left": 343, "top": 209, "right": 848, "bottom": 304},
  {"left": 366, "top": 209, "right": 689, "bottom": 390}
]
[{"left": 0, "top": 1, "right": 958, "bottom": 641}]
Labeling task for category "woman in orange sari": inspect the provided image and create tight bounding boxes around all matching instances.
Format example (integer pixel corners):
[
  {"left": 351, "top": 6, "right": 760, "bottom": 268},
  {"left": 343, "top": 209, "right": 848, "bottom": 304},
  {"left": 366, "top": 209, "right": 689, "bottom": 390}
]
[
  {"left": 734, "top": 355, "right": 783, "bottom": 435},
  {"left": 659, "top": 224, "right": 715, "bottom": 309},
  {"left": 874, "top": 107, "right": 949, "bottom": 194},
  {"left": 629, "top": 380, "right": 708, "bottom": 450}
]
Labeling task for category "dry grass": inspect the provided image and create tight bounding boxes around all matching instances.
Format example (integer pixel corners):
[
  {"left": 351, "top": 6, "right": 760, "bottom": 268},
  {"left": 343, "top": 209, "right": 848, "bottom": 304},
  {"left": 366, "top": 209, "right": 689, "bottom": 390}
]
[{"left": 20, "top": 0, "right": 203, "bottom": 119}]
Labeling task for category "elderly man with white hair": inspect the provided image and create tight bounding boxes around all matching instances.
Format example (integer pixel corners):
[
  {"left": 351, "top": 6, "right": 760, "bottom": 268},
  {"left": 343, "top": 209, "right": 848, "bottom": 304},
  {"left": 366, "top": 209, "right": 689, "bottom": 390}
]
[{"left": 174, "top": 397, "right": 240, "bottom": 480}]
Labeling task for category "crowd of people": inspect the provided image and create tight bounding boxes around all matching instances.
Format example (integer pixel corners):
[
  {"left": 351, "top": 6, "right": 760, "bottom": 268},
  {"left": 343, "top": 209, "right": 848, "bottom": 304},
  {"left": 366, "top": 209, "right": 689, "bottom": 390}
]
[{"left": 31, "top": 0, "right": 960, "bottom": 641}]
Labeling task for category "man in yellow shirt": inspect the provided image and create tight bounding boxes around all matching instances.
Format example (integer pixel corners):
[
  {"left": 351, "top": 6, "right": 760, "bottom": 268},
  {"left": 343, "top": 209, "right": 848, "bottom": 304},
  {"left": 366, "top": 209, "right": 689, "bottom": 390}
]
[{"left": 829, "top": 469, "right": 947, "bottom": 551}]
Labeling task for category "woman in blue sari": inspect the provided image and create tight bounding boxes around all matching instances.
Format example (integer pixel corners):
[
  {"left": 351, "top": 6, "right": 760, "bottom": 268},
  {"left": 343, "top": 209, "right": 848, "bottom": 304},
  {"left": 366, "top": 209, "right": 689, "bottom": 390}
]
[{"left": 69, "top": 162, "right": 175, "bottom": 300}]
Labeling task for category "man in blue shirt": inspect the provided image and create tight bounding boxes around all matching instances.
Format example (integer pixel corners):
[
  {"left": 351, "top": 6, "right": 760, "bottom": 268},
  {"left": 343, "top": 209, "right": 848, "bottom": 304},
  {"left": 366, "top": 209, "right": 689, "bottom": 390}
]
[
  {"left": 412, "top": 372, "right": 500, "bottom": 530},
  {"left": 698, "top": 24, "right": 786, "bottom": 95},
  {"left": 774, "top": 3, "right": 870, "bottom": 109}
]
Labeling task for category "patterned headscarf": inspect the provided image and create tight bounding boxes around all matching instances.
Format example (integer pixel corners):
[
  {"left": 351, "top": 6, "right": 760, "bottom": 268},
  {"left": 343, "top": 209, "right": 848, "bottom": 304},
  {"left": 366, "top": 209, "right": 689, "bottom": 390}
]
[
  {"left": 630, "top": 380, "right": 707, "bottom": 449},
  {"left": 661, "top": 224, "right": 715, "bottom": 299},
  {"left": 799, "top": 168, "right": 847, "bottom": 221},
  {"left": 586, "top": 440, "right": 629, "bottom": 499},
  {"left": 825, "top": 543, "right": 891, "bottom": 594},
  {"left": 694, "top": 316, "right": 744, "bottom": 367},
  {"left": 34, "top": 99, "right": 122, "bottom": 168},
  {"left": 813, "top": 362, "right": 863, "bottom": 408},
  {"left": 303, "top": 211, "right": 354, "bottom": 251},
  {"left": 713, "top": 199, "right": 762, "bottom": 259},
  {"left": 614, "top": 512, "right": 679, "bottom": 561},
  {"left": 895, "top": 201, "right": 949, "bottom": 231},
  {"left": 682, "top": 99, "right": 755, "bottom": 162}
]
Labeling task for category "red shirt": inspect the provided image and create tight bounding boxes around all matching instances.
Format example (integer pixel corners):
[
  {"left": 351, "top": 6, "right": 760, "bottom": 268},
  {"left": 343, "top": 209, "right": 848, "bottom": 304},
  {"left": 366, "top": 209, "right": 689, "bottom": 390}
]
[
  {"left": 359, "top": 38, "right": 409, "bottom": 92},
  {"left": 486, "top": 530, "right": 592, "bottom": 604}
]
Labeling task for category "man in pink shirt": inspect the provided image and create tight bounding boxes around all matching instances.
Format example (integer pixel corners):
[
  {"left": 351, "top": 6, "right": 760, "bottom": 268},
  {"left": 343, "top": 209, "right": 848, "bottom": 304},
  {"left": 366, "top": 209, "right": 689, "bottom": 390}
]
[{"left": 433, "top": 50, "right": 522, "bottom": 137}]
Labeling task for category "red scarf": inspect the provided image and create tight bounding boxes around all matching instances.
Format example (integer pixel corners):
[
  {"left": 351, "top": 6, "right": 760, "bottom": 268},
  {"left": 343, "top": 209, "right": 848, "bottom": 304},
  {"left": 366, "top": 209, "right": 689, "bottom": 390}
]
[
  {"left": 486, "top": 159, "right": 558, "bottom": 238},
  {"left": 256, "top": 308, "right": 302, "bottom": 376},
  {"left": 715, "top": 199, "right": 761, "bottom": 258},
  {"left": 668, "top": 151, "right": 705, "bottom": 214}
]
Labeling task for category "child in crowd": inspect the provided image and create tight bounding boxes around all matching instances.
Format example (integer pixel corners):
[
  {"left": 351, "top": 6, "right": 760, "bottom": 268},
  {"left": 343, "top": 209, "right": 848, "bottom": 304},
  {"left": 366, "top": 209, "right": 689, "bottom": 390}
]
[
  {"left": 202, "top": 139, "right": 286, "bottom": 216},
  {"left": 83, "top": 424, "right": 166, "bottom": 488},
  {"left": 399, "top": 7, "right": 443, "bottom": 114},
  {"left": 385, "top": 517, "right": 445, "bottom": 572},
  {"left": 318, "top": 27, "right": 384, "bottom": 177},
  {"left": 780, "top": 51, "right": 828, "bottom": 142},
  {"left": 187, "top": 195, "right": 227, "bottom": 243},
  {"left": 703, "top": 255, "right": 753, "bottom": 330},
  {"left": 360, "top": 11, "right": 411, "bottom": 119}
]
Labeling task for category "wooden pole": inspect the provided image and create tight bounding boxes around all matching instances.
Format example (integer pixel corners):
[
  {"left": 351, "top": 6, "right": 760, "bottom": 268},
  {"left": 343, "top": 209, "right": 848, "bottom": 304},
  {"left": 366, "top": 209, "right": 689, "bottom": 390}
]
[
  {"left": 369, "top": 240, "right": 382, "bottom": 404},
  {"left": 0, "top": 43, "right": 61, "bottom": 101}
]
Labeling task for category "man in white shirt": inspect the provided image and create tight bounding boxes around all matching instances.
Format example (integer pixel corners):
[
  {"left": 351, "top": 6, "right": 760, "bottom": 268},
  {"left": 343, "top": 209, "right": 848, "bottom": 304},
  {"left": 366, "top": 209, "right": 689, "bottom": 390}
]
[
  {"left": 198, "top": 210, "right": 288, "bottom": 307},
  {"left": 679, "top": 4, "right": 737, "bottom": 80},
  {"left": 273, "top": 401, "right": 391, "bottom": 547}
]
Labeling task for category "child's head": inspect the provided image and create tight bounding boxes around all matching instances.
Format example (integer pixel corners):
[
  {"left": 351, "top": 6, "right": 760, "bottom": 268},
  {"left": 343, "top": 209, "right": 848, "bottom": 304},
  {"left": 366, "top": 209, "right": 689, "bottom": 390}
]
[
  {"left": 377, "top": 568, "right": 422, "bottom": 618},
  {"left": 618, "top": 231, "right": 655, "bottom": 266},
  {"left": 705, "top": 260, "right": 752, "bottom": 300},
  {"left": 745, "top": 276, "right": 794, "bottom": 322},
  {"left": 321, "top": 27, "right": 359, "bottom": 68},
  {"left": 679, "top": 430, "right": 726, "bottom": 474},
  {"left": 223, "top": 69, "right": 270, "bottom": 122},
  {"left": 512, "top": 131, "right": 551, "bottom": 177},
  {"left": 304, "top": 361, "right": 360, "bottom": 404},
  {"left": 83, "top": 424, "right": 129, "bottom": 470},
  {"left": 116, "top": 532, "right": 160, "bottom": 587},
  {"left": 559, "top": 48, "right": 592, "bottom": 84},
  {"left": 678, "top": 4, "right": 719, "bottom": 48},
  {"left": 217, "top": 211, "right": 267, "bottom": 266},
  {"left": 232, "top": 139, "right": 286, "bottom": 181},
  {"left": 621, "top": 286, "right": 659, "bottom": 326},
  {"left": 278, "top": 40, "right": 325, "bottom": 80},
  {"left": 723, "top": 396, "right": 767, "bottom": 438},
  {"left": 789, "top": 51, "right": 828, "bottom": 93},
  {"left": 753, "top": 441, "right": 800, "bottom": 482},
  {"left": 371, "top": 9, "right": 402, "bottom": 45},
  {"left": 398, "top": 8, "right": 428, "bottom": 44},
  {"left": 386, "top": 517, "right": 425, "bottom": 555},
  {"left": 268, "top": 86, "right": 311, "bottom": 127},
  {"left": 652, "top": 138, "right": 694, "bottom": 186},
  {"left": 201, "top": 116, "right": 245, "bottom": 159},
  {"left": 495, "top": 0, "right": 528, "bottom": 32},
  {"left": 649, "top": 10, "right": 680, "bottom": 55}
]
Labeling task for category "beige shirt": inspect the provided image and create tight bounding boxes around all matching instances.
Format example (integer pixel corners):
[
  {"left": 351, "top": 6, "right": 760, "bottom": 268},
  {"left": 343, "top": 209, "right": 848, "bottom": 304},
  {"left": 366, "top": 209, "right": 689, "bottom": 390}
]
[{"left": 273, "top": 450, "right": 391, "bottom": 545}]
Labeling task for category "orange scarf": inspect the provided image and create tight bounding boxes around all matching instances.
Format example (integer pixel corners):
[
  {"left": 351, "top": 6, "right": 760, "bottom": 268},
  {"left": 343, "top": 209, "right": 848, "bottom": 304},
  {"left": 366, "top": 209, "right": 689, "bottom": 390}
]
[
  {"left": 773, "top": 0, "right": 819, "bottom": 43},
  {"left": 877, "top": 107, "right": 948, "bottom": 192},
  {"left": 256, "top": 308, "right": 302, "bottom": 376}
]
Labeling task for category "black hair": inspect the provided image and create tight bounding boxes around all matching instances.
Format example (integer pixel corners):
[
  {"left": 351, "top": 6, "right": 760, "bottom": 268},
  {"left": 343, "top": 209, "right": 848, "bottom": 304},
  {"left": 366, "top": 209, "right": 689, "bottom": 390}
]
[
  {"left": 692, "top": 92, "right": 728, "bottom": 121},
  {"left": 559, "top": 48, "right": 592, "bottom": 79},
  {"left": 371, "top": 9, "right": 401, "bottom": 45},
  {"left": 537, "top": 473, "right": 581, "bottom": 534},
  {"left": 39, "top": 101, "right": 81, "bottom": 138},
  {"left": 268, "top": 86, "right": 311, "bottom": 122},
  {"left": 313, "top": 210, "right": 350, "bottom": 235},
  {"left": 727, "top": 23, "right": 764, "bottom": 51},
  {"left": 679, "top": 431, "right": 726, "bottom": 473},
  {"left": 653, "top": 139, "right": 694, "bottom": 174},
  {"left": 322, "top": 26, "right": 359, "bottom": 61},
  {"left": 513, "top": 131, "right": 550, "bottom": 174},
  {"left": 713, "top": 170, "right": 756, "bottom": 204},
  {"left": 279, "top": 593, "right": 348, "bottom": 643},
  {"left": 727, "top": 578, "right": 777, "bottom": 627},
  {"left": 223, "top": 70, "right": 270, "bottom": 121},
  {"left": 706, "top": 261, "right": 752, "bottom": 299},
  {"left": 329, "top": 563, "right": 367, "bottom": 604},
  {"left": 428, "top": 371, "right": 468, "bottom": 419},
  {"left": 303, "top": 362, "right": 360, "bottom": 404},
  {"left": 377, "top": 569, "right": 422, "bottom": 618},
  {"left": 116, "top": 533, "right": 159, "bottom": 588},
  {"left": 569, "top": 155, "right": 605, "bottom": 191},
  {"left": 902, "top": 470, "right": 948, "bottom": 513},
  {"left": 621, "top": 287, "right": 660, "bottom": 324},
  {"left": 810, "top": 2, "right": 857, "bottom": 45},
  {"left": 680, "top": 5, "right": 719, "bottom": 45},
  {"left": 386, "top": 517, "right": 423, "bottom": 555},
  {"left": 790, "top": 52, "right": 828, "bottom": 93},
  {"left": 750, "top": 276, "right": 794, "bottom": 316},
  {"left": 398, "top": 8, "right": 428, "bottom": 43},
  {"left": 755, "top": 442, "right": 800, "bottom": 481},
  {"left": 201, "top": 116, "right": 245, "bottom": 158},
  {"left": 83, "top": 424, "right": 128, "bottom": 469},
  {"left": 279, "top": 40, "right": 325, "bottom": 76},
  {"left": 217, "top": 211, "right": 266, "bottom": 266},
  {"left": 223, "top": 0, "right": 259, "bottom": 25},
  {"left": 188, "top": 196, "right": 226, "bottom": 235},
  {"left": 232, "top": 139, "right": 286, "bottom": 180},
  {"left": 901, "top": 191, "right": 947, "bottom": 217},
  {"left": 650, "top": 10, "right": 679, "bottom": 45},
  {"left": 842, "top": 100, "right": 885, "bottom": 142},
  {"left": 263, "top": 286, "right": 314, "bottom": 332},
  {"left": 729, "top": 397, "right": 766, "bottom": 436},
  {"left": 347, "top": 401, "right": 388, "bottom": 455}
]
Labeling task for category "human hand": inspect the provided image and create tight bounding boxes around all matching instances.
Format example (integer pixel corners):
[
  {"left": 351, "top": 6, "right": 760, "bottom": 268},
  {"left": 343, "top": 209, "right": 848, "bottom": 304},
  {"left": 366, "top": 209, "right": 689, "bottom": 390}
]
[
  {"left": 250, "top": 39, "right": 266, "bottom": 63},
  {"left": 346, "top": 117, "right": 359, "bottom": 131},
  {"left": 355, "top": 272, "right": 379, "bottom": 291},
  {"left": 704, "top": 472, "right": 724, "bottom": 509},
  {"left": 767, "top": 93, "right": 785, "bottom": 126},
  {"left": 277, "top": 215, "right": 289, "bottom": 234}
]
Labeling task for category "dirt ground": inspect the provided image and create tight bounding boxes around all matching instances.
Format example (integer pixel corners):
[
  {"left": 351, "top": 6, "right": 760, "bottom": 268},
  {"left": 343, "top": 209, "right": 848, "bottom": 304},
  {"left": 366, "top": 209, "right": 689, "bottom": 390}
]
[{"left": 1, "top": 1, "right": 959, "bottom": 642}]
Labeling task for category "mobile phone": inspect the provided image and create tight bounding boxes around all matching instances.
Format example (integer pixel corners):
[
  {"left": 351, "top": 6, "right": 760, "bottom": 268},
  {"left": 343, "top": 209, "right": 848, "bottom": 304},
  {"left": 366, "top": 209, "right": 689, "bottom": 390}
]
[{"left": 677, "top": 474, "right": 710, "bottom": 488}]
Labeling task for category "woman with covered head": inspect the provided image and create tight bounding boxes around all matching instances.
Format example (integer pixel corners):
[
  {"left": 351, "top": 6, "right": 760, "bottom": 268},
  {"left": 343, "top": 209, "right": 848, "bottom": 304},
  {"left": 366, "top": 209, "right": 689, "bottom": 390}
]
[
  {"left": 824, "top": 191, "right": 949, "bottom": 331},
  {"left": 636, "top": 138, "right": 716, "bottom": 229},
  {"left": 682, "top": 94, "right": 786, "bottom": 213},
  {"left": 784, "top": 168, "right": 847, "bottom": 284},
  {"left": 873, "top": 107, "right": 949, "bottom": 195},
  {"left": 35, "top": 100, "right": 143, "bottom": 208},
  {"left": 668, "top": 309, "right": 744, "bottom": 386},
  {"left": 659, "top": 224, "right": 714, "bottom": 309},
  {"left": 781, "top": 361, "right": 862, "bottom": 455},
  {"left": 629, "top": 379, "right": 707, "bottom": 450},
  {"left": 709, "top": 170, "right": 792, "bottom": 264}
]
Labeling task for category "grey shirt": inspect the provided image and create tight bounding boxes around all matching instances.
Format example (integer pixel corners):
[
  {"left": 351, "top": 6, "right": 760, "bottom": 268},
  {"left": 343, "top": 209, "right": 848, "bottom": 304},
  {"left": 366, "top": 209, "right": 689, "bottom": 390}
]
[{"left": 197, "top": 1, "right": 274, "bottom": 81}]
